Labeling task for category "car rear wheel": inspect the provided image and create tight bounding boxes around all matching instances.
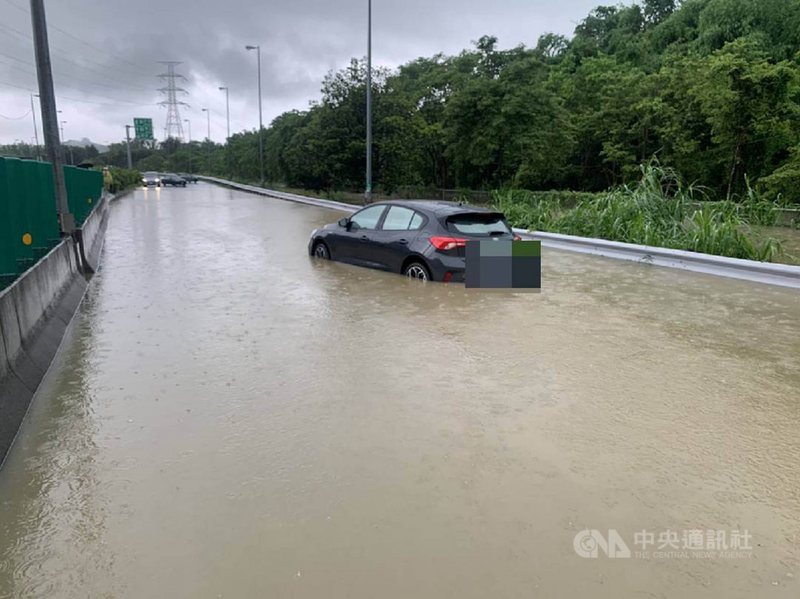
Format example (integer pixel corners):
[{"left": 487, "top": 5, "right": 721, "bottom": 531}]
[
  {"left": 403, "top": 261, "right": 431, "bottom": 281},
  {"left": 313, "top": 241, "right": 330, "bottom": 259}
]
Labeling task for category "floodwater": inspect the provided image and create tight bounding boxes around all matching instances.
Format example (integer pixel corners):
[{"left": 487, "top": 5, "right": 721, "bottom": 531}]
[{"left": 0, "top": 183, "right": 798, "bottom": 598}]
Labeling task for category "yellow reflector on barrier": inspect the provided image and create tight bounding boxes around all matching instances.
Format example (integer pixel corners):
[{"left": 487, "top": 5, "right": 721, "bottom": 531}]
[{"left": 22, "top": 233, "right": 32, "bottom": 246}]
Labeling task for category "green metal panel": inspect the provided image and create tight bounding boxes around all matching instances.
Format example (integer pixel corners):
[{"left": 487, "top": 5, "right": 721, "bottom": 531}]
[
  {"left": 0, "top": 158, "right": 68, "bottom": 290},
  {"left": 0, "top": 158, "right": 18, "bottom": 286},
  {"left": 64, "top": 165, "right": 103, "bottom": 226},
  {"left": 21, "top": 159, "right": 49, "bottom": 260},
  {"left": 64, "top": 165, "right": 102, "bottom": 226},
  {"left": 37, "top": 161, "right": 60, "bottom": 249},
  {"left": 5, "top": 158, "right": 35, "bottom": 272}
]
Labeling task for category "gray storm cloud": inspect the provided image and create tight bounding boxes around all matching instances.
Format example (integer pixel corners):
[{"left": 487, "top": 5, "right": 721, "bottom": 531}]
[{"left": 1, "top": 0, "right": 600, "bottom": 145}]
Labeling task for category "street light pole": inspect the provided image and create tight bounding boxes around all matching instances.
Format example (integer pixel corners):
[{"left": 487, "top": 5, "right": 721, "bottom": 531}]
[
  {"left": 201, "top": 107, "right": 210, "bottom": 173},
  {"left": 218, "top": 86, "right": 230, "bottom": 139},
  {"left": 30, "top": 94, "right": 40, "bottom": 160},
  {"left": 29, "top": 0, "right": 73, "bottom": 232},
  {"left": 245, "top": 44, "right": 264, "bottom": 186},
  {"left": 219, "top": 86, "right": 231, "bottom": 180},
  {"left": 125, "top": 124, "right": 133, "bottom": 169},
  {"left": 365, "top": 0, "right": 373, "bottom": 203},
  {"left": 60, "top": 120, "right": 72, "bottom": 165},
  {"left": 184, "top": 118, "right": 192, "bottom": 174}
]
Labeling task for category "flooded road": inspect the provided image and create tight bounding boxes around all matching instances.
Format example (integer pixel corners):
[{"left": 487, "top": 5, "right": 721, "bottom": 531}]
[{"left": 0, "top": 183, "right": 798, "bottom": 598}]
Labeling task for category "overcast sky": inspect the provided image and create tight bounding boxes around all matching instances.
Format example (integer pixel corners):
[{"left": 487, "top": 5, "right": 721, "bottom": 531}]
[{"left": 0, "top": 0, "right": 602, "bottom": 146}]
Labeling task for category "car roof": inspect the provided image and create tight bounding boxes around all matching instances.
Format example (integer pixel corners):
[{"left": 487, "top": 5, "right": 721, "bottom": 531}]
[{"left": 369, "top": 200, "right": 498, "bottom": 217}]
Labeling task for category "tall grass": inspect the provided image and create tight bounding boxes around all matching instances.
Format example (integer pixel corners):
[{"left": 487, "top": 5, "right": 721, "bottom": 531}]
[{"left": 493, "top": 161, "right": 784, "bottom": 262}]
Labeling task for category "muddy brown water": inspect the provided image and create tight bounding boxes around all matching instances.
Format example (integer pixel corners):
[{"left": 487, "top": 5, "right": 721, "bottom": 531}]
[{"left": 0, "top": 183, "right": 798, "bottom": 598}]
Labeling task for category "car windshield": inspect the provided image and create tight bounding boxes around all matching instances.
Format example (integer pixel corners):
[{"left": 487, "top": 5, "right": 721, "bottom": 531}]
[{"left": 446, "top": 213, "right": 511, "bottom": 236}]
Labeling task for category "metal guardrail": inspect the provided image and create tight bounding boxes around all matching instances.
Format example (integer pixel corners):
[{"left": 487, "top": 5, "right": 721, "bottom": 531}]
[
  {"left": 513, "top": 230, "right": 800, "bottom": 289},
  {"left": 199, "top": 176, "right": 800, "bottom": 289}
]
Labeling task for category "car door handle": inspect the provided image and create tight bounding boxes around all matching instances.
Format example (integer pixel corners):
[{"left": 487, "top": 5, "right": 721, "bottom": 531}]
[
  {"left": 398, "top": 239, "right": 408, "bottom": 245},
  {"left": 360, "top": 235, "right": 369, "bottom": 242}
]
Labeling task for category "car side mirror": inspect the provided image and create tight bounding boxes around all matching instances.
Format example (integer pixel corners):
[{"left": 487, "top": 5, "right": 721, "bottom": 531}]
[{"left": 338, "top": 217, "right": 349, "bottom": 229}]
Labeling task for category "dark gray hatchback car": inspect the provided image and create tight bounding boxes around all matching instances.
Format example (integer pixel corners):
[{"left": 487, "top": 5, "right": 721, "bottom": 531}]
[{"left": 308, "top": 200, "right": 517, "bottom": 282}]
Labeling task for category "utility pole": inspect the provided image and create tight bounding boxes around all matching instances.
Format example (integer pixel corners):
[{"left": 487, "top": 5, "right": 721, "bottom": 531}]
[
  {"left": 30, "top": 94, "right": 40, "bottom": 160},
  {"left": 125, "top": 124, "right": 133, "bottom": 169},
  {"left": 365, "top": 0, "right": 373, "bottom": 203},
  {"left": 29, "top": 0, "right": 73, "bottom": 232},
  {"left": 201, "top": 107, "right": 210, "bottom": 173},
  {"left": 184, "top": 118, "right": 192, "bottom": 174},
  {"left": 245, "top": 45, "right": 264, "bottom": 186}
]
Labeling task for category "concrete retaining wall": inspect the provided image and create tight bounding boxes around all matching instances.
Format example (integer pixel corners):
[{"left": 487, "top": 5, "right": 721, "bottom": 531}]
[
  {"left": 0, "top": 238, "right": 88, "bottom": 465},
  {"left": 77, "top": 192, "right": 110, "bottom": 273}
]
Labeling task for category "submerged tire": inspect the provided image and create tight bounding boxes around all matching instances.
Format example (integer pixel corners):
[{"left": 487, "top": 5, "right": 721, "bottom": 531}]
[
  {"left": 313, "top": 241, "right": 331, "bottom": 260},
  {"left": 403, "top": 261, "right": 431, "bottom": 281}
]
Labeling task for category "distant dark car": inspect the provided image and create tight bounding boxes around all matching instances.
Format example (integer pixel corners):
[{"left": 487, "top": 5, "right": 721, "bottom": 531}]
[
  {"left": 160, "top": 173, "right": 187, "bottom": 187},
  {"left": 178, "top": 173, "right": 198, "bottom": 183},
  {"left": 142, "top": 171, "right": 161, "bottom": 186},
  {"left": 308, "top": 200, "right": 518, "bottom": 282}
]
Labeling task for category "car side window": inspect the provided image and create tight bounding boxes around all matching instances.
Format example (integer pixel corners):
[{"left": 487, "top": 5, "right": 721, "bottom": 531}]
[
  {"left": 381, "top": 206, "right": 417, "bottom": 231},
  {"left": 350, "top": 205, "right": 386, "bottom": 230},
  {"left": 409, "top": 212, "right": 424, "bottom": 230}
]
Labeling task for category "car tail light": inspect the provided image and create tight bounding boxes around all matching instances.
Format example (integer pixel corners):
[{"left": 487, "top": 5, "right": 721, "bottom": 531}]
[
  {"left": 430, "top": 236, "right": 467, "bottom": 251},
  {"left": 513, "top": 236, "right": 522, "bottom": 241},
  {"left": 443, "top": 272, "right": 452, "bottom": 283}
]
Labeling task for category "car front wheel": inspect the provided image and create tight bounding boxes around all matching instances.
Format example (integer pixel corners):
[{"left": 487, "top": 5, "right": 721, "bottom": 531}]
[{"left": 313, "top": 241, "right": 331, "bottom": 259}]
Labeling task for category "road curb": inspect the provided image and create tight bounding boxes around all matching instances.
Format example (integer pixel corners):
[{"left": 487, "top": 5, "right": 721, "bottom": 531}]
[{"left": 199, "top": 176, "right": 800, "bottom": 289}]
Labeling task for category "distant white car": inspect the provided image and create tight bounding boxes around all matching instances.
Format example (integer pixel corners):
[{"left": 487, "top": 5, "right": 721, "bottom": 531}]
[{"left": 142, "top": 171, "right": 161, "bottom": 186}]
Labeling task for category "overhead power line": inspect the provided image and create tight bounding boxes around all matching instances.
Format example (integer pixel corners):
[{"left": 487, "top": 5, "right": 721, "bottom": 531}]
[
  {"left": 0, "top": 55, "right": 155, "bottom": 102},
  {"left": 0, "top": 107, "right": 32, "bottom": 119},
  {"left": 2, "top": 0, "right": 155, "bottom": 77},
  {"left": 0, "top": 80, "right": 155, "bottom": 107},
  {"left": 0, "top": 22, "right": 154, "bottom": 89}
]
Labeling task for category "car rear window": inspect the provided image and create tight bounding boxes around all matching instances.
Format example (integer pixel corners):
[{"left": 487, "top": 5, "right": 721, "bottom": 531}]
[{"left": 446, "top": 213, "right": 511, "bottom": 236}]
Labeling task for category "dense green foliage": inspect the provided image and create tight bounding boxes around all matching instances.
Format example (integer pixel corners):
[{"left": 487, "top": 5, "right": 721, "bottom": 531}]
[
  {"left": 495, "top": 161, "right": 783, "bottom": 261},
  {"left": 0, "top": 142, "right": 100, "bottom": 166},
  {"left": 89, "top": 0, "right": 800, "bottom": 203},
  {"left": 101, "top": 166, "right": 141, "bottom": 193}
]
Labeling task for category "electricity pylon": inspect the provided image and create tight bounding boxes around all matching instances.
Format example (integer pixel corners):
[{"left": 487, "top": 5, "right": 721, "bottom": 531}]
[{"left": 157, "top": 61, "right": 189, "bottom": 141}]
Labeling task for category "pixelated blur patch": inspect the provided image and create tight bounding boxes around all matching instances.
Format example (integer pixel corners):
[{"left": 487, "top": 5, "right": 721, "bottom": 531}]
[{"left": 465, "top": 240, "right": 541, "bottom": 289}]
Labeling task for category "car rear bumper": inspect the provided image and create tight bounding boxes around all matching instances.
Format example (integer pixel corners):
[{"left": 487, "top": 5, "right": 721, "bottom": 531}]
[{"left": 424, "top": 251, "right": 466, "bottom": 283}]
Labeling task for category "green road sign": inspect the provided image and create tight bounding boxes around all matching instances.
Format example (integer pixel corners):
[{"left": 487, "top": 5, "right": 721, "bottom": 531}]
[{"left": 133, "top": 118, "right": 154, "bottom": 140}]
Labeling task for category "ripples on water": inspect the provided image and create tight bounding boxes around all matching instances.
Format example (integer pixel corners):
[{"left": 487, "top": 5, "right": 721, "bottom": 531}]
[{"left": 0, "top": 184, "right": 798, "bottom": 598}]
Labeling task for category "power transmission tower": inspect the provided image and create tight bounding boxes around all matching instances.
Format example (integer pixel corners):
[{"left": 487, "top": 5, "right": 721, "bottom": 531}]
[{"left": 157, "top": 61, "right": 189, "bottom": 140}]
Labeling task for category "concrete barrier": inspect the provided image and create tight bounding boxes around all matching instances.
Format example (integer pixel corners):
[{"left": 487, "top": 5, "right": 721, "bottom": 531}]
[
  {"left": 0, "top": 186, "right": 127, "bottom": 466},
  {"left": 77, "top": 192, "right": 110, "bottom": 273},
  {"left": 0, "top": 237, "right": 88, "bottom": 466}
]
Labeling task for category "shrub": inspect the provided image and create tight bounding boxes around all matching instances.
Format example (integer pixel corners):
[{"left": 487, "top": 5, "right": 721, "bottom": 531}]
[{"left": 494, "top": 160, "right": 784, "bottom": 262}]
